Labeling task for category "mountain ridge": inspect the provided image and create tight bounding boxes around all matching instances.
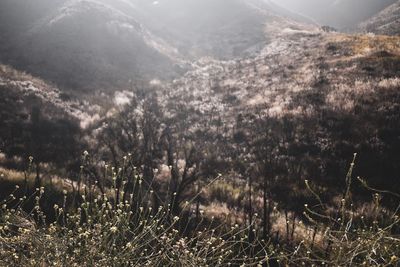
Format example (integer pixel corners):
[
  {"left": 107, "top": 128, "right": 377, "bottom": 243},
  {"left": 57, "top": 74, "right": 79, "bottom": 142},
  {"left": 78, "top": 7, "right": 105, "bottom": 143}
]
[
  {"left": 0, "top": 0, "right": 185, "bottom": 91},
  {"left": 0, "top": 0, "right": 312, "bottom": 91},
  {"left": 271, "top": 0, "right": 397, "bottom": 29},
  {"left": 358, "top": 0, "right": 400, "bottom": 35}
]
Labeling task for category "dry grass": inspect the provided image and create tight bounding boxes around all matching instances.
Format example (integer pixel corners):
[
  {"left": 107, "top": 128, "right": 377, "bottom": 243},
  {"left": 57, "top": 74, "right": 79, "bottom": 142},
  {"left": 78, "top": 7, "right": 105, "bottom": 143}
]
[
  {"left": 0, "top": 184, "right": 270, "bottom": 266},
  {"left": 0, "top": 64, "right": 55, "bottom": 92},
  {"left": 0, "top": 168, "right": 29, "bottom": 184},
  {"left": 0, "top": 157, "right": 399, "bottom": 266},
  {"left": 329, "top": 33, "right": 400, "bottom": 56}
]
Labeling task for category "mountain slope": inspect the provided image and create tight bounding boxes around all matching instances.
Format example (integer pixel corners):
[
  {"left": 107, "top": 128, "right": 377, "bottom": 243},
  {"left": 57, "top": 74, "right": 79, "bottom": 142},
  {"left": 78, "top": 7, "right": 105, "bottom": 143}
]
[
  {"left": 358, "top": 0, "right": 400, "bottom": 35},
  {"left": 0, "top": 0, "right": 312, "bottom": 91},
  {"left": 0, "top": 64, "right": 91, "bottom": 123},
  {"left": 0, "top": 0, "right": 184, "bottom": 91},
  {"left": 131, "top": 0, "right": 312, "bottom": 59},
  {"left": 271, "top": 0, "right": 396, "bottom": 29},
  {"left": 149, "top": 29, "right": 400, "bottom": 192},
  {"left": 161, "top": 31, "right": 400, "bottom": 124}
]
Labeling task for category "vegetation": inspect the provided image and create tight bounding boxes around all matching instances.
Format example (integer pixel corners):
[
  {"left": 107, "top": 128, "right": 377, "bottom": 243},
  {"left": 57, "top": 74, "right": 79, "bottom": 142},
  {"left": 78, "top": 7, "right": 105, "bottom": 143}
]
[
  {"left": 1, "top": 37, "right": 400, "bottom": 263},
  {"left": 0, "top": 2, "right": 399, "bottom": 265},
  {"left": 0, "top": 153, "right": 399, "bottom": 266}
]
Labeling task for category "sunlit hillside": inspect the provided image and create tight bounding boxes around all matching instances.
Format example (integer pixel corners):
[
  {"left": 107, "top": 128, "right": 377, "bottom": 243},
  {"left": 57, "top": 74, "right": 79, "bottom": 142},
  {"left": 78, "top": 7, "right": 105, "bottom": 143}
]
[{"left": 0, "top": 0, "right": 399, "bottom": 266}]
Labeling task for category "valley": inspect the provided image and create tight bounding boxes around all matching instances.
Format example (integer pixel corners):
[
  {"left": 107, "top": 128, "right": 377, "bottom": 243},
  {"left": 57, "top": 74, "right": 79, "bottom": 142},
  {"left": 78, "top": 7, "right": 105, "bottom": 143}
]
[{"left": 0, "top": 0, "right": 399, "bottom": 266}]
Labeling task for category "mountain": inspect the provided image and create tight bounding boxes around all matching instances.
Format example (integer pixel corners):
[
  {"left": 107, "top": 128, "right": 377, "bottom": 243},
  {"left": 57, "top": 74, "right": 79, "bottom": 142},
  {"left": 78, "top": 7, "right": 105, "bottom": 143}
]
[
  {"left": 0, "top": 0, "right": 185, "bottom": 91},
  {"left": 271, "top": 0, "right": 396, "bottom": 29},
  {"left": 0, "top": 0, "right": 311, "bottom": 91},
  {"left": 358, "top": 1, "right": 400, "bottom": 35},
  {"left": 130, "top": 0, "right": 313, "bottom": 59}
]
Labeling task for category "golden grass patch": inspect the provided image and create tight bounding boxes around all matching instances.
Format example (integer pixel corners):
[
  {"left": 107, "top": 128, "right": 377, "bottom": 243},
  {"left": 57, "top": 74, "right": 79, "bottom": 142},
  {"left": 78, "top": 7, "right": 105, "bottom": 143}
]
[{"left": 328, "top": 33, "right": 400, "bottom": 56}]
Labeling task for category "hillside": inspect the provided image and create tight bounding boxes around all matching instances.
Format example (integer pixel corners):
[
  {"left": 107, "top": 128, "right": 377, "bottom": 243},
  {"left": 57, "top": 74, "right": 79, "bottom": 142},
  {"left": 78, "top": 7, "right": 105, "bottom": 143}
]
[
  {"left": 358, "top": 0, "right": 400, "bottom": 35},
  {"left": 271, "top": 0, "right": 396, "bottom": 30},
  {"left": 144, "top": 27, "right": 400, "bottom": 194},
  {"left": 1, "top": 0, "right": 399, "bottom": 195},
  {"left": 131, "top": 0, "right": 312, "bottom": 59},
  {"left": 158, "top": 28, "right": 400, "bottom": 128},
  {"left": 0, "top": 0, "right": 310, "bottom": 92},
  {"left": 0, "top": 65, "right": 78, "bottom": 119},
  {"left": 1, "top": 2, "right": 400, "bottom": 266},
  {"left": 0, "top": 0, "right": 185, "bottom": 91}
]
